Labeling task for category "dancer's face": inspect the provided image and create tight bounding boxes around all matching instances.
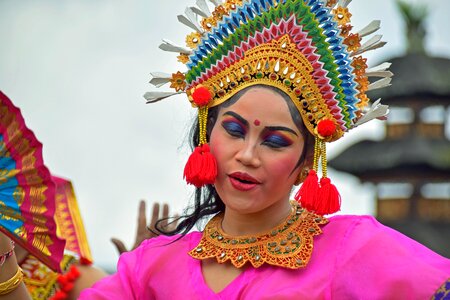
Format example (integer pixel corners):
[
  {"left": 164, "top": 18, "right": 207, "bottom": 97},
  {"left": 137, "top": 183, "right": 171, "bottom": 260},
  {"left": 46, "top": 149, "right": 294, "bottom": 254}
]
[{"left": 209, "top": 87, "right": 305, "bottom": 214}]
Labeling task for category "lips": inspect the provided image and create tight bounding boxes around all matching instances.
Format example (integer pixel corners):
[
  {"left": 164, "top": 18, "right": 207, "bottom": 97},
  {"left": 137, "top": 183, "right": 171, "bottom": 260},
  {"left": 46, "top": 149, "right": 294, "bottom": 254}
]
[{"left": 228, "top": 172, "right": 261, "bottom": 191}]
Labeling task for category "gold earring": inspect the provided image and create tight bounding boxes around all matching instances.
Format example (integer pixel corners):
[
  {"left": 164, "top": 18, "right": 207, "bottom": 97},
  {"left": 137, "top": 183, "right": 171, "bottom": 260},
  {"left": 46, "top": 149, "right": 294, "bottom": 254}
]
[{"left": 295, "top": 167, "right": 310, "bottom": 186}]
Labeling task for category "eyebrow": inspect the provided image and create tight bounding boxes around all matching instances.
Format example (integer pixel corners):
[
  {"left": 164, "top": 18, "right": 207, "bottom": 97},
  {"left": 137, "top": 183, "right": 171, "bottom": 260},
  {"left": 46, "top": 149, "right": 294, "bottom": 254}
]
[
  {"left": 265, "top": 126, "right": 298, "bottom": 137},
  {"left": 223, "top": 111, "right": 298, "bottom": 136},
  {"left": 223, "top": 111, "right": 249, "bottom": 127}
]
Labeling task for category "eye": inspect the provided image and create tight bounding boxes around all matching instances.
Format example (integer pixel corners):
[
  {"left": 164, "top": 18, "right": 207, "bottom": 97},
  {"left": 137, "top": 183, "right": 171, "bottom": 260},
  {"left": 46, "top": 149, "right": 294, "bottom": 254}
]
[
  {"left": 222, "top": 120, "right": 246, "bottom": 138},
  {"left": 262, "top": 133, "right": 292, "bottom": 148}
]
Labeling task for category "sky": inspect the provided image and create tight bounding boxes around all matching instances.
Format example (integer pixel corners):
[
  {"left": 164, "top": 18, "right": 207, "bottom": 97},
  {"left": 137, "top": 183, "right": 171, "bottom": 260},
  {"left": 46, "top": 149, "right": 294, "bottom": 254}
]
[{"left": 1, "top": 0, "right": 449, "bottom": 271}]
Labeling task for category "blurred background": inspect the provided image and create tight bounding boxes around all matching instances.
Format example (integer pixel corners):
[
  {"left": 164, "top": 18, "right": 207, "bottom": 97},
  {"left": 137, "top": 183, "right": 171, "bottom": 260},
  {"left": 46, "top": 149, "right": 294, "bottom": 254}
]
[{"left": 0, "top": 0, "right": 449, "bottom": 272}]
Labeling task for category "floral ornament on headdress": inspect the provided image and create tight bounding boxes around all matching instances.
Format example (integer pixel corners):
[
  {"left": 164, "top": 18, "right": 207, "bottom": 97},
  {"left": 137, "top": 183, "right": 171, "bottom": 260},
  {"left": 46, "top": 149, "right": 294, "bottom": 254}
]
[{"left": 144, "top": 0, "right": 392, "bottom": 215}]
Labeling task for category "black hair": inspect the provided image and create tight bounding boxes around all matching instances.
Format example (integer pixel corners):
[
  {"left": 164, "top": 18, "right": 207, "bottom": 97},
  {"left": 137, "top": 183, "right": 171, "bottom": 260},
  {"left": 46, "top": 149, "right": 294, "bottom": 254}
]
[{"left": 155, "top": 85, "right": 314, "bottom": 235}]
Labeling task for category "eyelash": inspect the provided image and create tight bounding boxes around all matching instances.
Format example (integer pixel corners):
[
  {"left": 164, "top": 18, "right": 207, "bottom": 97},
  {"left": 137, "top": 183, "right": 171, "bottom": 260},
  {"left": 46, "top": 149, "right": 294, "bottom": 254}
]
[
  {"left": 222, "top": 120, "right": 246, "bottom": 138},
  {"left": 222, "top": 120, "right": 292, "bottom": 149},
  {"left": 262, "top": 134, "right": 292, "bottom": 148}
]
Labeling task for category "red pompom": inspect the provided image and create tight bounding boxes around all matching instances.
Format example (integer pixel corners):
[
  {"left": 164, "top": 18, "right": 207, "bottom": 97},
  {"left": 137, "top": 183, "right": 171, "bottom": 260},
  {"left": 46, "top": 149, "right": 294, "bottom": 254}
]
[
  {"left": 192, "top": 86, "right": 212, "bottom": 107},
  {"left": 183, "top": 144, "right": 217, "bottom": 187},
  {"left": 294, "top": 169, "right": 319, "bottom": 209},
  {"left": 317, "top": 119, "right": 336, "bottom": 137}
]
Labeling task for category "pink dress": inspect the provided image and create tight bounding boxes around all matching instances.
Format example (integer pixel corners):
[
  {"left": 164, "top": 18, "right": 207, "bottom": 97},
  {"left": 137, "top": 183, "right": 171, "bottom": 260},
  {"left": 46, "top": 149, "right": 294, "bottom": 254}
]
[{"left": 80, "top": 215, "right": 450, "bottom": 299}]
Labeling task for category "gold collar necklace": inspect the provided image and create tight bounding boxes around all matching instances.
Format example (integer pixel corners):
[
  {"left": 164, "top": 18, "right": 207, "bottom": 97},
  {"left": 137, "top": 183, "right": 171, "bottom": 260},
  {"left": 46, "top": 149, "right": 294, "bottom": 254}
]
[{"left": 189, "top": 201, "right": 328, "bottom": 269}]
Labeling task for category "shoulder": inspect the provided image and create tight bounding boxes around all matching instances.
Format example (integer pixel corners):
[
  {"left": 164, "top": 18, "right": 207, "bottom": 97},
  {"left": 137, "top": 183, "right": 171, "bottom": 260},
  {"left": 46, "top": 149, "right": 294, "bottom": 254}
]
[
  {"left": 321, "top": 215, "right": 450, "bottom": 297},
  {"left": 119, "top": 232, "right": 202, "bottom": 271}
]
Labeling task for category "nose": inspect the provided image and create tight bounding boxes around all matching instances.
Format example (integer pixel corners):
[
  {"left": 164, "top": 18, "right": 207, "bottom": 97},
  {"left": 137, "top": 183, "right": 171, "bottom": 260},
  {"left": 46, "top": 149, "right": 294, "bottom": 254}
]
[{"left": 235, "top": 139, "right": 261, "bottom": 168}]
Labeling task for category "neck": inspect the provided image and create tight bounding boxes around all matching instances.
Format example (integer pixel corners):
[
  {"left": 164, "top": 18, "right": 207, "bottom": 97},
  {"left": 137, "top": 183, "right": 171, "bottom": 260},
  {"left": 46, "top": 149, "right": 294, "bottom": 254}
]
[{"left": 221, "top": 199, "right": 292, "bottom": 236}]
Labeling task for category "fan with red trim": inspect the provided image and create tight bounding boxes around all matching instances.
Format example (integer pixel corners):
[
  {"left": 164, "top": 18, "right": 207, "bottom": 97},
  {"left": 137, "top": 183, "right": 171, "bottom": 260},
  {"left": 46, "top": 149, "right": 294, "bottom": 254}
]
[{"left": 0, "top": 91, "right": 65, "bottom": 272}]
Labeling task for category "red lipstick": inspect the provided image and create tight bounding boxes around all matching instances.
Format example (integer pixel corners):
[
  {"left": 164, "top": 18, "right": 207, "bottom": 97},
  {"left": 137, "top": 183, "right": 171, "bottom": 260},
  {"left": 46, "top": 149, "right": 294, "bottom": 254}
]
[{"left": 228, "top": 172, "right": 261, "bottom": 191}]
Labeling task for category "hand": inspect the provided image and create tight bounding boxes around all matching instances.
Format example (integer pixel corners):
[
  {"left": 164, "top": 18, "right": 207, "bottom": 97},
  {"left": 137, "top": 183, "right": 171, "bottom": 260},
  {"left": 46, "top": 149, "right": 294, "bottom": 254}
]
[{"left": 111, "top": 201, "right": 179, "bottom": 254}]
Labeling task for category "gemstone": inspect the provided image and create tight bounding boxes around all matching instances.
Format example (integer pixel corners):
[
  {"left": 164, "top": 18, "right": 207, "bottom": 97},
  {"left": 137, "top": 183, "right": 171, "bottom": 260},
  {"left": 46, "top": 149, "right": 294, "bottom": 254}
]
[
  {"left": 230, "top": 81, "right": 237, "bottom": 88},
  {"left": 315, "top": 218, "right": 322, "bottom": 223},
  {"left": 255, "top": 255, "right": 261, "bottom": 261},
  {"left": 271, "top": 230, "right": 278, "bottom": 236},
  {"left": 308, "top": 228, "right": 316, "bottom": 233},
  {"left": 231, "top": 239, "right": 238, "bottom": 245},
  {"left": 283, "top": 79, "right": 291, "bottom": 86},
  {"left": 256, "top": 72, "right": 263, "bottom": 79},
  {"left": 301, "top": 100, "right": 309, "bottom": 107},
  {"left": 220, "top": 252, "right": 226, "bottom": 259},
  {"left": 285, "top": 246, "right": 291, "bottom": 252},
  {"left": 296, "top": 259, "right": 303, "bottom": 265},
  {"left": 243, "top": 75, "right": 251, "bottom": 81},
  {"left": 294, "top": 88, "right": 302, "bottom": 95},
  {"left": 287, "top": 219, "right": 293, "bottom": 225},
  {"left": 274, "top": 247, "right": 281, "bottom": 252},
  {"left": 249, "top": 237, "right": 257, "bottom": 243},
  {"left": 218, "top": 235, "right": 224, "bottom": 241},
  {"left": 218, "top": 90, "right": 225, "bottom": 97},
  {"left": 237, "top": 255, "right": 243, "bottom": 261},
  {"left": 269, "top": 242, "right": 277, "bottom": 247},
  {"left": 269, "top": 73, "right": 278, "bottom": 80},
  {"left": 196, "top": 247, "right": 203, "bottom": 253},
  {"left": 287, "top": 233, "right": 294, "bottom": 240},
  {"left": 280, "top": 240, "right": 287, "bottom": 246}
]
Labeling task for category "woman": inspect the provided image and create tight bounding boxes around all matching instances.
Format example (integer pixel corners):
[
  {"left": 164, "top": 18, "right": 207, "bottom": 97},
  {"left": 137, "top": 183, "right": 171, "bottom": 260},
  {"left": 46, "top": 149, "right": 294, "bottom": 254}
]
[{"left": 86, "top": 0, "right": 450, "bottom": 298}]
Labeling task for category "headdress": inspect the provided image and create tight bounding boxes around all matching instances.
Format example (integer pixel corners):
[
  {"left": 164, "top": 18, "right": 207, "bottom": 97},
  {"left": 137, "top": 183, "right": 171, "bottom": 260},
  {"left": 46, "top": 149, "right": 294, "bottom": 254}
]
[{"left": 145, "top": 0, "right": 392, "bottom": 215}]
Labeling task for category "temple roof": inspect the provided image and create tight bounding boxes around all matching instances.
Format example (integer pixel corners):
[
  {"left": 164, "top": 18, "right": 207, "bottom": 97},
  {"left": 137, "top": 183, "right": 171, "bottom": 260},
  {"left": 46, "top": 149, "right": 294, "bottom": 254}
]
[
  {"left": 329, "top": 135, "right": 450, "bottom": 181},
  {"left": 369, "top": 53, "right": 450, "bottom": 103}
]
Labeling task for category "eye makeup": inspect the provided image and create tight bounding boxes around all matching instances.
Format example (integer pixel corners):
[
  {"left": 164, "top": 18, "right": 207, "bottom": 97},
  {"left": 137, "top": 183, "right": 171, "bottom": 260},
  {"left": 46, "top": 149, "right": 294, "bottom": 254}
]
[
  {"left": 261, "top": 132, "right": 294, "bottom": 148},
  {"left": 221, "top": 118, "right": 247, "bottom": 138}
]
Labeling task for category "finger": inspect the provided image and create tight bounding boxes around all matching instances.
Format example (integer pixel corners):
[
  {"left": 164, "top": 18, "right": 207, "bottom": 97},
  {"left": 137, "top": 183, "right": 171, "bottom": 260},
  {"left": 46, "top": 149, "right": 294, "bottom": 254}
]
[
  {"left": 137, "top": 200, "right": 147, "bottom": 234},
  {"left": 111, "top": 238, "right": 128, "bottom": 254},
  {"left": 160, "top": 203, "right": 170, "bottom": 228},
  {"left": 149, "top": 202, "right": 160, "bottom": 229}
]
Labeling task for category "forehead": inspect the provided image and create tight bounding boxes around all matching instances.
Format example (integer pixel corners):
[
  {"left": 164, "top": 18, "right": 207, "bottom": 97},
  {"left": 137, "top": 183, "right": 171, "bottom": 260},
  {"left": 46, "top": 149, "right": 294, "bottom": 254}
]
[{"left": 220, "top": 87, "right": 296, "bottom": 126}]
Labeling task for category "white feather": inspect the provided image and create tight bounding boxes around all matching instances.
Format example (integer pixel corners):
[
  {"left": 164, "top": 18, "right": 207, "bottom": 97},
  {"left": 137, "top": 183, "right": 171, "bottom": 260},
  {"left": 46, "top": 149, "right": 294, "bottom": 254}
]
[
  {"left": 209, "top": 0, "right": 221, "bottom": 7},
  {"left": 185, "top": 7, "right": 203, "bottom": 31},
  {"left": 149, "top": 72, "right": 172, "bottom": 88},
  {"left": 367, "top": 77, "right": 392, "bottom": 91},
  {"left": 351, "top": 35, "right": 385, "bottom": 56},
  {"left": 144, "top": 91, "right": 183, "bottom": 104},
  {"left": 196, "top": 0, "right": 211, "bottom": 16},
  {"left": 159, "top": 39, "right": 192, "bottom": 54},
  {"left": 354, "top": 99, "right": 389, "bottom": 127},
  {"left": 338, "top": 0, "right": 352, "bottom": 8},
  {"left": 365, "top": 70, "right": 394, "bottom": 78},
  {"left": 366, "top": 62, "right": 391, "bottom": 73},
  {"left": 190, "top": 6, "right": 208, "bottom": 18},
  {"left": 357, "top": 20, "right": 381, "bottom": 37},
  {"left": 177, "top": 14, "right": 203, "bottom": 33}
]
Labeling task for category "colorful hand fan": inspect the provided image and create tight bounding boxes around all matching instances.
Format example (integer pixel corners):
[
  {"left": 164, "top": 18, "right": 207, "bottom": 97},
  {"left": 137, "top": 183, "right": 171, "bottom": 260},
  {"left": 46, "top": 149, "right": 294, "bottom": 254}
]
[
  {"left": 0, "top": 91, "right": 65, "bottom": 272},
  {"left": 53, "top": 176, "right": 93, "bottom": 264}
]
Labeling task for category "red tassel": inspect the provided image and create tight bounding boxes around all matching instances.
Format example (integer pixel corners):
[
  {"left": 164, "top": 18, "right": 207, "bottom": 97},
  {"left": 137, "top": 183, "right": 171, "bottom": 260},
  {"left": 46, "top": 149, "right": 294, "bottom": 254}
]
[
  {"left": 183, "top": 144, "right": 217, "bottom": 187},
  {"left": 316, "top": 177, "right": 341, "bottom": 215},
  {"left": 294, "top": 169, "right": 319, "bottom": 210}
]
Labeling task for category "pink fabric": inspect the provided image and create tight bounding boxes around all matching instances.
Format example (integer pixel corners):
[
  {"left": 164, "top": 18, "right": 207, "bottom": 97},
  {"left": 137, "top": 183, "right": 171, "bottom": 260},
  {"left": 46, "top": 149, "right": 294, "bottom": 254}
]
[{"left": 80, "top": 215, "right": 450, "bottom": 299}]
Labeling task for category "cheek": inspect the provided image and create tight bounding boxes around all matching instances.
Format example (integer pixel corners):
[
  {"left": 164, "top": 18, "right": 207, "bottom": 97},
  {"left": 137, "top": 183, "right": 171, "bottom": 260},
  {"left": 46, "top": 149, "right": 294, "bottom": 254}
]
[
  {"left": 267, "top": 148, "right": 302, "bottom": 181},
  {"left": 209, "top": 127, "right": 226, "bottom": 169}
]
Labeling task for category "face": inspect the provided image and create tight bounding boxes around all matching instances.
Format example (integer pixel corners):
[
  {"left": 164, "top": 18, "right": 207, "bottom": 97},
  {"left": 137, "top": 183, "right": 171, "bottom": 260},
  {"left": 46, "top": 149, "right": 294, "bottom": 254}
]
[{"left": 209, "top": 87, "right": 305, "bottom": 215}]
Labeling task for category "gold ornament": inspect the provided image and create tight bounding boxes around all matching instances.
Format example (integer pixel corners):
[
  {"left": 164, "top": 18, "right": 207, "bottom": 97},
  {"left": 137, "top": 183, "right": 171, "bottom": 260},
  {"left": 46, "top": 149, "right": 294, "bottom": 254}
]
[
  {"left": 185, "top": 32, "right": 202, "bottom": 50},
  {"left": 189, "top": 201, "right": 328, "bottom": 269},
  {"left": 333, "top": 7, "right": 352, "bottom": 26},
  {"left": 170, "top": 71, "right": 186, "bottom": 92}
]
